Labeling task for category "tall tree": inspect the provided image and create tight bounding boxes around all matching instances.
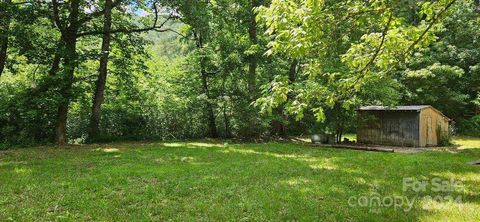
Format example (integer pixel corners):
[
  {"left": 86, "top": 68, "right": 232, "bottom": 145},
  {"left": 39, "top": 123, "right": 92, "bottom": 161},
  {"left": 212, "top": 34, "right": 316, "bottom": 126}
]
[
  {"left": 193, "top": 27, "right": 218, "bottom": 138},
  {"left": 247, "top": 0, "right": 258, "bottom": 97},
  {"left": 52, "top": 0, "right": 171, "bottom": 145},
  {"left": 51, "top": 0, "right": 83, "bottom": 145},
  {"left": 89, "top": 0, "right": 113, "bottom": 140},
  {"left": 86, "top": 1, "right": 173, "bottom": 141},
  {"left": 51, "top": 0, "right": 121, "bottom": 145},
  {"left": 170, "top": 0, "right": 219, "bottom": 138},
  {"left": 244, "top": 0, "right": 263, "bottom": 137}
]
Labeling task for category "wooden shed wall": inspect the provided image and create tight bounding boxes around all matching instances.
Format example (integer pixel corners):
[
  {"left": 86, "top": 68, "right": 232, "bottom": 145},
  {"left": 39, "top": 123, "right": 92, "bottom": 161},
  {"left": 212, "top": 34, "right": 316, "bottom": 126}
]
[
  {"left": 357, "top": 111, "right": 420, "bottom": 147},
  {"left": 419, "top": 108, "right": 449, "bottom": 146}
]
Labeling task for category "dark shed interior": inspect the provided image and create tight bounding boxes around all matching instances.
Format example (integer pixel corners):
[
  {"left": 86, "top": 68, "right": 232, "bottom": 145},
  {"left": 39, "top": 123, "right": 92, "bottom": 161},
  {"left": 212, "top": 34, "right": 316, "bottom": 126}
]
[{"left": 357, "top": 110, "right": 420, "bottom": 147}]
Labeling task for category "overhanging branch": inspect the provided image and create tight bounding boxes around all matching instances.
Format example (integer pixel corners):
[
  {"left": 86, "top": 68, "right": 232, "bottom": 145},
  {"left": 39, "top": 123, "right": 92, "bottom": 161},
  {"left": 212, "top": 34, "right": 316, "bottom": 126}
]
[
  {"left": 340, "top": 0, "right": 459, "bottom": 100},
  {"left": 78, "top": 14, "right": 173, "bottom": 36},
  {"left": 358, "top": 12, "right": 394, "bottom": 74}
]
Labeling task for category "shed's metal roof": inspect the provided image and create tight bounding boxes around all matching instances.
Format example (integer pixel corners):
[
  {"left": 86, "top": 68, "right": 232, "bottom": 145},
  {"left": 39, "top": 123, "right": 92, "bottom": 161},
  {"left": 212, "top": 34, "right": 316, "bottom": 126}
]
[
  {"left": 358, "top": 105, "right": 451, "bottom": 120},
  {"left": 358, "top": 105, "right": 431, "bottom": 111}
]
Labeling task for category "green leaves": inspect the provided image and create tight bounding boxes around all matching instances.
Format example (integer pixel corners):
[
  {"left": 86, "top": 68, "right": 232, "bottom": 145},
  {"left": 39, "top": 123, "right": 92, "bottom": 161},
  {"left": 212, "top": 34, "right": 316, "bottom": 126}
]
[
  {"left": 312, "top": 107, "right": 324, "bottom": 122},
  {"left": 2, "top": 0, "right": 478, "bottom": 144},
  {"left": 255, "top": 75, "right": 289, "bottom": 114},
  {"left": 405, "top": 63, "right": 464, "bottom": 79}
]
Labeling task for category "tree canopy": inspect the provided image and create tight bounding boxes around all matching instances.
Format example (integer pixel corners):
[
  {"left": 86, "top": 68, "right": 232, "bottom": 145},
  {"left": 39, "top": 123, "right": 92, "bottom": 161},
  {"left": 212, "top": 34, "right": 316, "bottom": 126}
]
[{"left": 0, "top": 0, "right": 479, "bottom": 147}]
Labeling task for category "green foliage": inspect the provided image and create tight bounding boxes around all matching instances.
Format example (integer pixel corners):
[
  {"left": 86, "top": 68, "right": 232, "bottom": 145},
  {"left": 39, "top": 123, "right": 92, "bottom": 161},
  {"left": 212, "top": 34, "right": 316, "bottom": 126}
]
[
  {"left": 457, "top": 115, "right": 480, "bottom": 136},
  {"left": 1, "top": 0, "right": 479, "bottom": 146},
  {"left": 399, "top": 0, "right": 480, "bottom": 120},
  {"left": 0, "top": 76, "right": 57, "bottom": 146},
  {"left": 256, "top": 0, "right": 478, "bottom": 138},
  {"left": 259, "top": 0, "right": 456, "bottom": 104}
]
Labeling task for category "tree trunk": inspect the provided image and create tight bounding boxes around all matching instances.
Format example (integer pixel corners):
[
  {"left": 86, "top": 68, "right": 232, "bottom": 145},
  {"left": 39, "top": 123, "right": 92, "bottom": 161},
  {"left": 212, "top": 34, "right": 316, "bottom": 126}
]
[
  {"left": 55, "top": 35, "right": 77, "bottom": 146},
  {"left": 201, "top": 68, "right": 218, "bottom": 138},
  {"left": 221, "top": 75, "right": 231, "bottom": 138},
  {"left": 333, "top": 103, "right": 344, "bottom": 144},
  {"left": 194, "top": 31, "right": 218, "bottom": 138},
  {"left": 247, "top": 0, "right": 258, "bottom": 98},
  {"left": 48, "top": 40, "right": 63, "bottom": 76},
  {"left": 270, "top": 108, "right": 286, "bottom": 137},
  {"left": 54, "top": 0, "right": 80, "bottom": 146},
  {"left": 0, "top": 0, "right": 11, "bottom": 77},
  {"left": 89, "top": 0, "right": 113, "bottom": 141},
  {"left": 271, "top": 59, "right": 298, "bottom": 137},
  {"left": 245, "top": 0, "right": 259, "bottom": 137},
  {"left": 223, "top": 104, "right": 231, "bottom": 138},
  {"left": 55, "top": 102, "right": 69, "bottom": 145}
]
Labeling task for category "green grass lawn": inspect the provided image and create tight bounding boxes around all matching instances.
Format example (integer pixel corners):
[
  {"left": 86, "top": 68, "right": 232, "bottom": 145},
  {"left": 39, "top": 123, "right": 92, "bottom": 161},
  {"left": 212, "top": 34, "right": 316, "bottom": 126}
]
[{"left": 1, "top": 140, "right": 480, "bottom": 221}]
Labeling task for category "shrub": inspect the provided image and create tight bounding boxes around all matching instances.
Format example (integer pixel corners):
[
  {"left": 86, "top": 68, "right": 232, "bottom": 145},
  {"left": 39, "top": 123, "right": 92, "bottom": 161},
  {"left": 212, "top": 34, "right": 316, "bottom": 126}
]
[{"left": 437, "top": 126, "right": 453, "bottom": 146}]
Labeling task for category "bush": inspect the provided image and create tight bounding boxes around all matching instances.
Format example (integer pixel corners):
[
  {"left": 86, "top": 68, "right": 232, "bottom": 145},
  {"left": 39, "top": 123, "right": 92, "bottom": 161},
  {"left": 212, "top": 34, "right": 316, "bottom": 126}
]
[
  {"left": 437, "top": 126, "right": 453, "bottom": 146},
  {"left": 0, "top": 82, "right": 57, "bottom": 147}
]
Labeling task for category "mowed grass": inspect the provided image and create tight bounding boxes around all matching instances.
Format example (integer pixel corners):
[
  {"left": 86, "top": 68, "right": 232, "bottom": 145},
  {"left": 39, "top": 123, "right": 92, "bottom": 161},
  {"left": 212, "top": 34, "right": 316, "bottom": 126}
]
[{"left": 1, "top": 140, "right": 480, "bottom": 221}]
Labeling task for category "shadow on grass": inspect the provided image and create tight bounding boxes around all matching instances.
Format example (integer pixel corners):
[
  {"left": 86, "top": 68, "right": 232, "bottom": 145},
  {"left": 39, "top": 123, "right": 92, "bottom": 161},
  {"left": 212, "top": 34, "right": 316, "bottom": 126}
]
[
  {"left": 0, "top": 141, "right": 479, "bottom": 221},
  {"left": 145, "top": 141, "right": 480, "bottom": 220}
]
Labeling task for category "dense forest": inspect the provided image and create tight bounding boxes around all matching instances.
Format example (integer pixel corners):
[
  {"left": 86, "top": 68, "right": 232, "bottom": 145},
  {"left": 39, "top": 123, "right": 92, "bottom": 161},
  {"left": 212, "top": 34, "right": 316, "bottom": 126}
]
[{"left": 0, "top": 0, "right": 479, "bottom": 147}]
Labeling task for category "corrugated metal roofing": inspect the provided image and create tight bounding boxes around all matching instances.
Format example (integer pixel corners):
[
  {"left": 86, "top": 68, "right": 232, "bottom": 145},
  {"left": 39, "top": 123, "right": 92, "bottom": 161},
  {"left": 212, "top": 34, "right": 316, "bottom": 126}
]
[
  {"left": 358, "top": 105, "right": 431, "bottom": 111},
  {"left": 357, "top": 105, "right": 451, "bottom": 120}
]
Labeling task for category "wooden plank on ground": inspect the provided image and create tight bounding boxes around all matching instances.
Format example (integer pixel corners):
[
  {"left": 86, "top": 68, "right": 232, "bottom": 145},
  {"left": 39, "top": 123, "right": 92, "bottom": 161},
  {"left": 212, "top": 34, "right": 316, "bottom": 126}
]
[{"left": 311, "top": 143, "right": 395, "bottom": 153}]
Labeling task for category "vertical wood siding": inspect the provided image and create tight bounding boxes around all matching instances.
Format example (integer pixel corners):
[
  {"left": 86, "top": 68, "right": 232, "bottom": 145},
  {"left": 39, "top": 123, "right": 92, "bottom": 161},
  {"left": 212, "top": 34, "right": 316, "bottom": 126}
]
[
  {"left": 419, "top": 108, "right": 450, "bottom": 146},
  {"left": 357, "top": 111, "right": 420, "bottom": 147}
]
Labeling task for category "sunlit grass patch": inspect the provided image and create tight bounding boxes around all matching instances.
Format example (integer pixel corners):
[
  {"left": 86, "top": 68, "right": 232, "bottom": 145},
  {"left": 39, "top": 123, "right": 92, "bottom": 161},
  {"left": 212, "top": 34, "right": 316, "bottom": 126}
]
[
  {"left": 308, "top": 157, "right": 338, "bottom": 170},
  {"left": 0, "top": 141, "right": 479, "bottom": 221},
  {"left": 160, "top": 142, "right": 184, "bottom": 147},
  {"left": 453, "top": 136, "right": 480, "bottom": 149},
  {"left": 281, "top": 178, "right": 311, "bottom": 186},
  {"left": 13, "top": 167, "right": 32, "bottom": 175},
  {"left": 419, "top": 198, "right": 480, "bottom": 222},
  {"left": 101, "top": 148, "right": 121, "bottom": 153}
]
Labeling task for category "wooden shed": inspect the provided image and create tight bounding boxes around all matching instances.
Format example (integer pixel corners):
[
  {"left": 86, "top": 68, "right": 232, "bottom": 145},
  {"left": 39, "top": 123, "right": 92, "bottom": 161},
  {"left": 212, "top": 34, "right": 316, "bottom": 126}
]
[{"left": 356, "top": 105, "right": 450, "bottom": 147}]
